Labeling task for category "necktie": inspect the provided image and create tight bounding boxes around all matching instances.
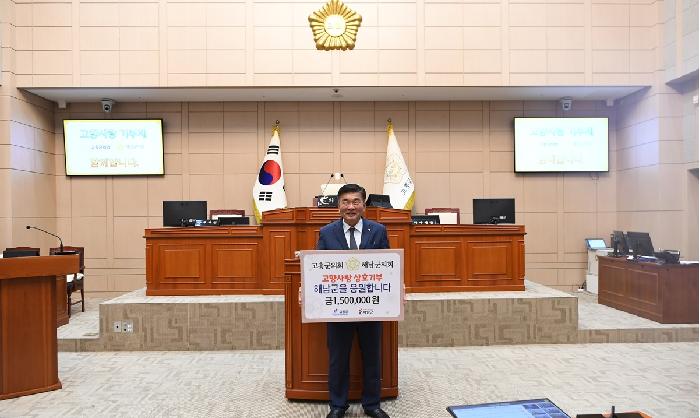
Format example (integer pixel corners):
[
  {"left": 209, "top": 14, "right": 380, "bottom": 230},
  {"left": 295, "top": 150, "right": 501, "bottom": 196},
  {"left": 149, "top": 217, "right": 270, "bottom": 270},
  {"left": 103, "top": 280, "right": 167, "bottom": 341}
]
[{"left": 348, "top": 227, "right": 358, "bottom": 250}]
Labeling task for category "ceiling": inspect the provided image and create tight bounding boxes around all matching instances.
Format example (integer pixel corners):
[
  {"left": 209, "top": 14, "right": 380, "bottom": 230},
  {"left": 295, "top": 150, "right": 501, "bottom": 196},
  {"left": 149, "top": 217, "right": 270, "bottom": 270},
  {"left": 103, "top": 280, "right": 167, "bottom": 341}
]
[{"left": 25, "top": 85, "right": 647, "bottom": 105}]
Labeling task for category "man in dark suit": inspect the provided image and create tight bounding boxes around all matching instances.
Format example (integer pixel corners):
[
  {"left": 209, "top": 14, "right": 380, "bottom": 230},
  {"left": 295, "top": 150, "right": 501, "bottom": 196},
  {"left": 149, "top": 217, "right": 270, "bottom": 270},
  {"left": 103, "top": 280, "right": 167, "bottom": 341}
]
[{"left": 317, "top": 183, "right": 390, "bottom": 418}]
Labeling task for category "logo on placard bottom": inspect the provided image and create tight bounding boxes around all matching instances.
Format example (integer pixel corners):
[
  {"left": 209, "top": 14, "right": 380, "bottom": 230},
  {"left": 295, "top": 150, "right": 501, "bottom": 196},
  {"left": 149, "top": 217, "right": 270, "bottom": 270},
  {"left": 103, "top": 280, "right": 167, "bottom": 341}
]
[
  {"left": 358, "top": 308, "right": 374, "bottom": 315},
  {"left": 332, "top": 308, "right": 349, "bottom": 316}
]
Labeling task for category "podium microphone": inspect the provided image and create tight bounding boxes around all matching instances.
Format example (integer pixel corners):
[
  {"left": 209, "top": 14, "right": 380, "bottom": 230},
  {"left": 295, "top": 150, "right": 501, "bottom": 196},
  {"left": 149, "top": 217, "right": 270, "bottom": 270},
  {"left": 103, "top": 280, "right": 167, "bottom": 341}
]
[{"left": 26, "top": 225, "right": 63, "bottom": 253}]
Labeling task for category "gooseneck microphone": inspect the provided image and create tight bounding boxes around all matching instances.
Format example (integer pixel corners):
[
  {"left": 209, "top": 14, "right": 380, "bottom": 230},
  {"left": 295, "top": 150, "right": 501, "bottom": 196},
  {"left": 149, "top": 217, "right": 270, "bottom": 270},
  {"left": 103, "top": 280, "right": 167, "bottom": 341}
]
[{"left": 26, "top": 225, "right": 63, "bottom": 252}]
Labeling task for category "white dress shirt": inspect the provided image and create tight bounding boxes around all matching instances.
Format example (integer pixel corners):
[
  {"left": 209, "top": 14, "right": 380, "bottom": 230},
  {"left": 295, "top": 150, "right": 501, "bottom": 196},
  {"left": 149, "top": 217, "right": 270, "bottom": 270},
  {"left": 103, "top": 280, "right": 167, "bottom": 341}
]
[{"left": 342, "top": 218, "right": 363, "bottom": 249}]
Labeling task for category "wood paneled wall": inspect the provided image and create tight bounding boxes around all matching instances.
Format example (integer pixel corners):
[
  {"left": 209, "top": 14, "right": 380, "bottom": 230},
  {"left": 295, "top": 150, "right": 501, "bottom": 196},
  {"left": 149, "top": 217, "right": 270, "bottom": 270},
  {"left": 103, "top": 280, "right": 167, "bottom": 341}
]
[
  {"left": 44, "top": 99, "right": 621, "bottom": 293},
  {"left": 11, "top": 0, "right": 662, "bottom": 87}
]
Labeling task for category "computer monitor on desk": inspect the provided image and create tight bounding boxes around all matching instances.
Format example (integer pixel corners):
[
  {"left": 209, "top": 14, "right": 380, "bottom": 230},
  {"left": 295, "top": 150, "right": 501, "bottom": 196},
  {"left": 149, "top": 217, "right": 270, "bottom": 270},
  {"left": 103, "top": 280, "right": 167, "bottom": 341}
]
[
  {"left": 473, "top": 198, "right": 515, "bottom": 224},
  {"left": 2, "top": 247, "right": 40, "bottom": 258},
  {"left": 163, "top": 201, "right": 207, "bottom": 227},
  {"left": 611, "top": 230, "right": 628, "bottom": 256},
  {"left": 218, "top": 216, "right": 250, "bottom": 225},
  {"left": 366, "top": 194, "right": 392, "bottom": 208},
  {"left": 625, "top": 231, "right": 655, "bottom": 257}
]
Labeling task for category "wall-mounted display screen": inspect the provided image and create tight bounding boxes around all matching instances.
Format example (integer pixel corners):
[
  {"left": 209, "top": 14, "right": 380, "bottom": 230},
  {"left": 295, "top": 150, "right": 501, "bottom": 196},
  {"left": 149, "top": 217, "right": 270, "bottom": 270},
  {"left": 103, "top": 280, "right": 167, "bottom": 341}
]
[
  {"left": 514, "top": 117, "right": 608, "bottom": 173},
  {"left": 63, "top": 119, "right": 164, "bottom": 176}
]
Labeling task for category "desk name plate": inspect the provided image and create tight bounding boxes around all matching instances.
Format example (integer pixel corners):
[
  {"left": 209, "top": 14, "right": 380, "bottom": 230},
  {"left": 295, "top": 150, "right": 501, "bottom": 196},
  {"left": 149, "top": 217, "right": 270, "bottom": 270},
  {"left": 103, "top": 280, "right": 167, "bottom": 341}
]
[{"left": 300, "top": 249, "right": 404, "bottom": 323}]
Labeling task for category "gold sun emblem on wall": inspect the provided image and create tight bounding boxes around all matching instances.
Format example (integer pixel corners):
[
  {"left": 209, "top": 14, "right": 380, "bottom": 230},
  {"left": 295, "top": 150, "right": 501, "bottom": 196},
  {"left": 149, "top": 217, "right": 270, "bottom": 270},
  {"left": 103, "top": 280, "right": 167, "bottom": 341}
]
[{"left": 308, "top": 0, "right": 362, "bottom": 51}]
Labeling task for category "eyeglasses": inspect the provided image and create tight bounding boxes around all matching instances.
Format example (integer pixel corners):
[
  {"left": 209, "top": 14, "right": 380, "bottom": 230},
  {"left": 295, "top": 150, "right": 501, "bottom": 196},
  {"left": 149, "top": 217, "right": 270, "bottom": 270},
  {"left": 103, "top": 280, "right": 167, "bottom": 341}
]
[{"left": 340, "top": 199, "right": 364, "bottom": 207}]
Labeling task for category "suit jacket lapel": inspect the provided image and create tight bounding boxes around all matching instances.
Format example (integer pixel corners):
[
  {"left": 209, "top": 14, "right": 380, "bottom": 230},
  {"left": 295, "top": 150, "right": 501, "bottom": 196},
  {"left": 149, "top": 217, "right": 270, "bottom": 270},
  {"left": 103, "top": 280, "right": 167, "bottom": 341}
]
[
  {"left": 360, "top": 219, "right": 372, "bottom": 249},
  {"left": 334, "top": 220, "right": 349, "bottom": 250}
]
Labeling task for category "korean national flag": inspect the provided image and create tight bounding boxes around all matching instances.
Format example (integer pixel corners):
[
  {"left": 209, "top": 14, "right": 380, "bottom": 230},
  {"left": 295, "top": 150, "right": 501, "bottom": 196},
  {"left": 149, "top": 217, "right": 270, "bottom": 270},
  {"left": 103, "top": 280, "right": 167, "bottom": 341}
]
[{"left": 253, "top": 126, "right": 287, "bottom": 223}]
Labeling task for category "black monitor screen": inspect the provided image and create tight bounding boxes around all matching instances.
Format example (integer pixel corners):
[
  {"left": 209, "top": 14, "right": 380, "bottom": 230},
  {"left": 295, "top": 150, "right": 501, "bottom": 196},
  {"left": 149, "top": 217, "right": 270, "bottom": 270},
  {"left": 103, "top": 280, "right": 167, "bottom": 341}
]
[
  {"left": 625, "top": 231, "right": 654, "bottom": 256},
  {"left": 3, "top": 248, "right": 40, "bottom": 258},
  {"left": 365, "top": 194, "right": 392, "bottom": 208},
  {"left": 163, "top": 201, "right": 207, "bottom": 227},
  {"left": 218, "top": 216, "right": 250, "bottom": 225},
  {"left": 473, "top": 198, "right": 515, "bottom": 224},
  {"left": 612, "top": 230, "right": 629, "bottom": 254}
]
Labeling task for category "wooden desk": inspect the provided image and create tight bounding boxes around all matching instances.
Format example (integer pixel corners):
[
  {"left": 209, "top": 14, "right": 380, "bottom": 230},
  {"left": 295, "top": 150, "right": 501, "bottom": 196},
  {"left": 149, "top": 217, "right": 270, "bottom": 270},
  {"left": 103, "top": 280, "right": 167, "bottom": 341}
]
[
  {"left": 284, "top": 258, "right": 398, "bottom": 400},
  {"left": 145, "top": 207, "right": 526, "bottom": 295},
  {"left": 145, "top": 225, "right": 265, "bottom": 295},
  {"left": 408, "top": 223, "right": 525, "bottom": 292},
  {"left": 0, "top": 255, "right": 79, "bottom": 400},
  {"left": 598, "top": 256, "right": 699, "bottom": 324}
]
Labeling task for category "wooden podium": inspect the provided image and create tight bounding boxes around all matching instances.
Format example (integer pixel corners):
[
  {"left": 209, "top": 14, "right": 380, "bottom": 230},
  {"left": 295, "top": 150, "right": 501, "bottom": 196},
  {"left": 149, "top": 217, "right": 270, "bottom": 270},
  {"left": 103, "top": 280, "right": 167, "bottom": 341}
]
[
  {"left": 56, "top": 276, "right": 69, "bottom": 327},
  {"left": 284, "top": 258, "right": 399, "bottom": 400},
  {"left": 0, "top": 255, "right": 79, "bottom": 400}
]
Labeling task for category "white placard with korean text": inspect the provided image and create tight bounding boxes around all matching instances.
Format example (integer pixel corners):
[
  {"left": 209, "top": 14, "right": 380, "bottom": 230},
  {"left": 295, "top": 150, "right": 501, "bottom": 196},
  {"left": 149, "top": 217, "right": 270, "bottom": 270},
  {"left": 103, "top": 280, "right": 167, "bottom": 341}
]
[{"left": 300, "top": 249, "right": 404, "bottom": 323}]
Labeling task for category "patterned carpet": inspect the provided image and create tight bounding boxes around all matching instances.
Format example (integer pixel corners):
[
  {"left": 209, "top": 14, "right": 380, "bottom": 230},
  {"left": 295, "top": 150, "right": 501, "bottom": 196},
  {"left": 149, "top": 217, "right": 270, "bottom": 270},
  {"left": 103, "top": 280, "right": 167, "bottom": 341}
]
[{"left": 1, "top": 343, "right": 696, "bottom": 417}]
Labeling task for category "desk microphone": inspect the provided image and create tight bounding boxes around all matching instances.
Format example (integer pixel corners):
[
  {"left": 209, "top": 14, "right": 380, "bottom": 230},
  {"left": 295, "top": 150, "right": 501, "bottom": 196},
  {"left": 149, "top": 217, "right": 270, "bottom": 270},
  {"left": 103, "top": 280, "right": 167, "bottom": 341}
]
[
  {"left": 26, "top": 225, "right": 63, "bottom": 252},
  {"left": 320, "top": 172, "right": 345, "bottom": 196}
]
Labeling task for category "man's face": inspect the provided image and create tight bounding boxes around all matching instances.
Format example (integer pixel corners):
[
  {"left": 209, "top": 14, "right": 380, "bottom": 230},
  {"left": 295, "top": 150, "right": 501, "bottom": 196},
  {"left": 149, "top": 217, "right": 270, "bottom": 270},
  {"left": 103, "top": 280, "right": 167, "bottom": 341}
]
[{"left": 338, "top": 191, "right": 365, "bottom": 226}]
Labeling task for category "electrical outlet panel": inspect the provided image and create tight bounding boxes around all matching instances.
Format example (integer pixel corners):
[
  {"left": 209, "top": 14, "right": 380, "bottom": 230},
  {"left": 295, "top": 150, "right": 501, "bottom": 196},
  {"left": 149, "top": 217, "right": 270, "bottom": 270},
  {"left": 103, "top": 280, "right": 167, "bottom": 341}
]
[
  {"left": 113, "top": 320, "right": 134, "bottom": 333},
  {"left": 123, "top": 320, "right": 134, "bottom": 333}
]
